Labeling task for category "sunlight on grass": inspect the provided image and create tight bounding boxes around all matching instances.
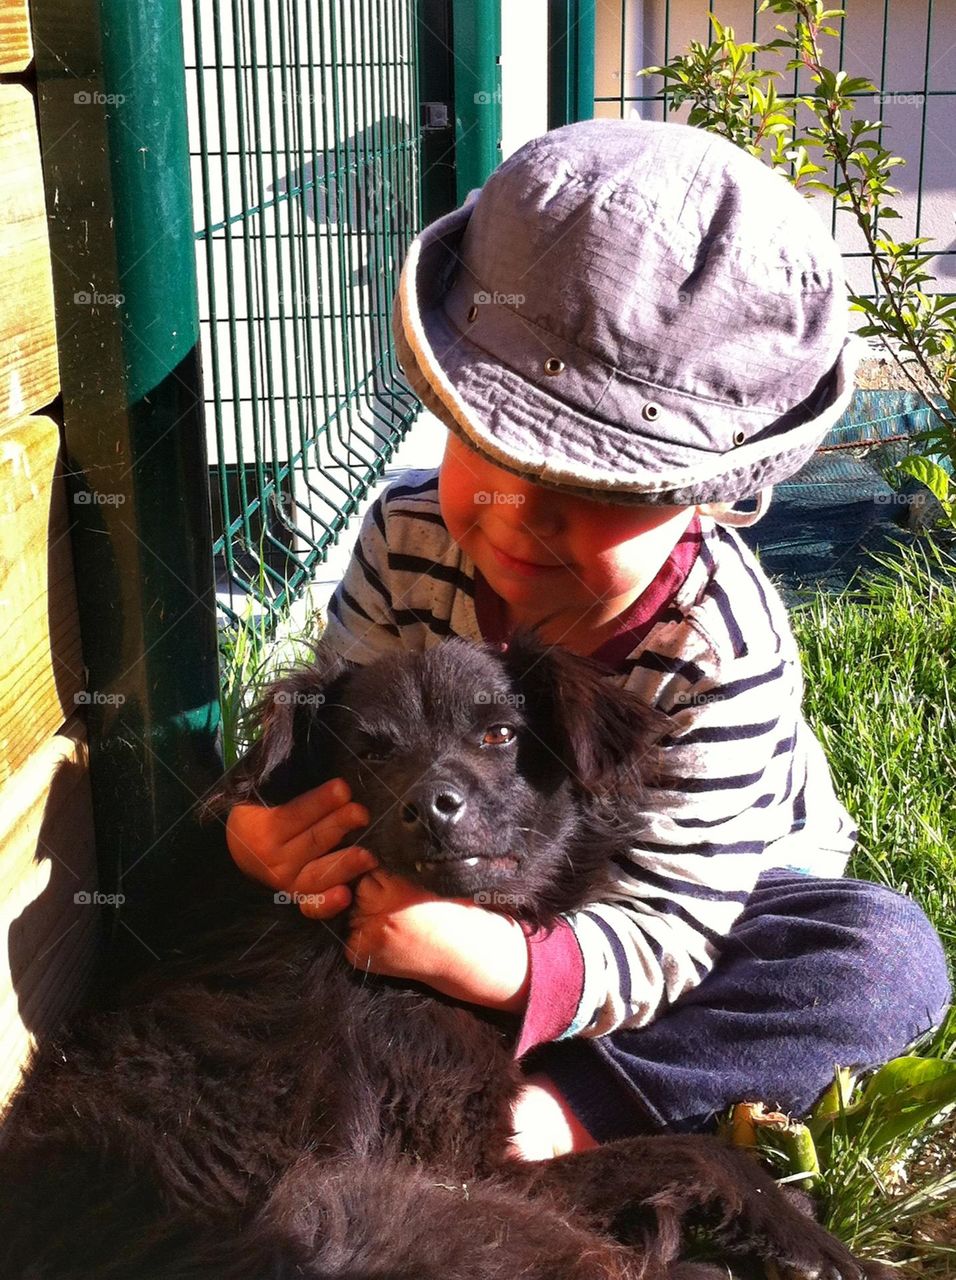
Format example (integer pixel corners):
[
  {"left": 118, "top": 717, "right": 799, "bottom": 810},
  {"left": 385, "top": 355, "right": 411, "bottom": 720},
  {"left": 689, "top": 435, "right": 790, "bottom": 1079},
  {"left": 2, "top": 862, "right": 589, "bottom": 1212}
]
[
  {"left": 788, "top": 539, "right": 956, "bottom": 1274},
  {"left": 217, "top": 560, "right": 326, "bottom": 770},
  {"left": 790, "top": 541, "right": 955, "bottom": 959}
]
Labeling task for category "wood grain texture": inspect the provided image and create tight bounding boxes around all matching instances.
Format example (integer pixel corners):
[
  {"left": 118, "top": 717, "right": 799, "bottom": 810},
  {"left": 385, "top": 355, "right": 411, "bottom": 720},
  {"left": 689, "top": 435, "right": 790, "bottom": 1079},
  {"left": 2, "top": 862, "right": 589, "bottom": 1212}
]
[
  {"left": 0, "top": 0, "right": 32, "bottom": 73},
  {"left": 0, "top": 719, "right": 97, "bottom": 1113},
  {"left": 0, "top": 85, "right": 58, "bottom": 425},
  {"left": 0, "top": 414, "right": 85, "bottom": 785}
]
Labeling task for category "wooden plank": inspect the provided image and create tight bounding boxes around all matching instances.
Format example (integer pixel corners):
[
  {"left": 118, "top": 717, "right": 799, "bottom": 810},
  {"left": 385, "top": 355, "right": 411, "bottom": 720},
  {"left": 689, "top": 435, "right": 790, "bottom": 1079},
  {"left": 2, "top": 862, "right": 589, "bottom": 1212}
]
[
  {"left": 0, "top": 0, "right": 32, "bottom": 73},
  {"left": 0, "top": 720, "right": 98, "bottom": 1113},
  {"left": 0, "top": 414, "right": 84, "bottom": 785},
  {"left": 0, "top": 85, "right": 59, "bottom": 426}
]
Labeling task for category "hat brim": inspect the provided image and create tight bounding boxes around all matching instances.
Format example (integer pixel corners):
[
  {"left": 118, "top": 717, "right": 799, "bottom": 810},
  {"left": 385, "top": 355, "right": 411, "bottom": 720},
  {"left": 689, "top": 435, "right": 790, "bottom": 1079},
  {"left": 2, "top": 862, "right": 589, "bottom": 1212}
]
[{"left": 394, "top": 198, "right": 864, "bottom": 507}]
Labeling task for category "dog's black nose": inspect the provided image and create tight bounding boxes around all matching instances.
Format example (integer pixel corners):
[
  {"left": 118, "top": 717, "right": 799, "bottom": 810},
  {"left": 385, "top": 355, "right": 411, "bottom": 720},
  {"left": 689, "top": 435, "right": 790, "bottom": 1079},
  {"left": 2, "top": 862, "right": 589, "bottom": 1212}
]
[{"left": 401, "top": 784, "right": 466, "bottom": 832}]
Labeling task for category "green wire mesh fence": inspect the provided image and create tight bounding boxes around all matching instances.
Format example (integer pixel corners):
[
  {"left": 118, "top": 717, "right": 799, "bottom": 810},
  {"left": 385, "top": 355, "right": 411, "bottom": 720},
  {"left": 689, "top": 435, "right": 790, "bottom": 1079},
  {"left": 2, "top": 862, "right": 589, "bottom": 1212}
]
[{"left": 181, "top": 0, "right": 423, "bottom": 626}]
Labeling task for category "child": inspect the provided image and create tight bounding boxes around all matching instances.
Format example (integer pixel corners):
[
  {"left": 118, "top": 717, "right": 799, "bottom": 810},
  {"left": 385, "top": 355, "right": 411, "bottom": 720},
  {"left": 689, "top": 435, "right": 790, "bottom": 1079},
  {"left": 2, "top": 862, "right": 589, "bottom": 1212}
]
[{"left": 226, "top": 119, "right": 951, "bottom": 1160}]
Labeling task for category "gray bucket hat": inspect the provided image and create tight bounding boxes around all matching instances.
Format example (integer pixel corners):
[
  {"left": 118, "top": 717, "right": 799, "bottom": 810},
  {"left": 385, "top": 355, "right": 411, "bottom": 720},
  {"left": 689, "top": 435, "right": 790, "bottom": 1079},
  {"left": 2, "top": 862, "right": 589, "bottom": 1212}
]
[{"left": 392, "top": 117, "right": 865, "bottom": 509}]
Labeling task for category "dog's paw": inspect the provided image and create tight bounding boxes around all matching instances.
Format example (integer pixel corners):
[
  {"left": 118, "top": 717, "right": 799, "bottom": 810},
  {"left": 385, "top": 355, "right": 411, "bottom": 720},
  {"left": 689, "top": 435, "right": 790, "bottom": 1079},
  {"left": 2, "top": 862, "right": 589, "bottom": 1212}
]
[{"left": 710, "top": 1193, "right": 871, "bottom": 1280}]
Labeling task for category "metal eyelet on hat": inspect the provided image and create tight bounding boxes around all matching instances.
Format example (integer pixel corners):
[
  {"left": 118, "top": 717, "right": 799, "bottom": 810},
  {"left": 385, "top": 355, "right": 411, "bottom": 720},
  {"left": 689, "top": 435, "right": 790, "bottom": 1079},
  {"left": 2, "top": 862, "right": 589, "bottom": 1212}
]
[
  {"left": 467, "top": 304, "right": 479, "bottom": 322},
  {"left": 641, "top": 402, "right": 660, "bottom": 422},
  {"left": 544, "top": 357, "right": 565, "bottom": 375},
  {"left": 733, "top": 429, "right": 747, "bottom": 446}
]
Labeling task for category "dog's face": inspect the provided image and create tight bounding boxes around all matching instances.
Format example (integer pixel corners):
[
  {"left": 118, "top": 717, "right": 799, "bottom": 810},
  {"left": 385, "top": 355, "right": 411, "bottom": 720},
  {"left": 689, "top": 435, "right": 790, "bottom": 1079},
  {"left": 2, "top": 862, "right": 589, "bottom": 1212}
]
[
  {"left": 310, "top": 644, "right": 562, "bottom": 901},
  {"left": 214, "top": 634, "right": 664, "bottom": 918}
]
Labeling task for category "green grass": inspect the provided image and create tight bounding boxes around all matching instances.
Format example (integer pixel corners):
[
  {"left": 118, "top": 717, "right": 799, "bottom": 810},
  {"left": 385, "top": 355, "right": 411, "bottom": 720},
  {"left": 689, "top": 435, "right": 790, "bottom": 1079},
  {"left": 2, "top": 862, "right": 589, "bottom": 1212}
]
[
  {"left": 787, "top": 538, "right": 956, "bottom": 1274},
  {"left": 217, "top": 574, "right": 324, "bottom": 770},
  {"left": 790, "top": 540, "right": 956, "bottom": 961}
]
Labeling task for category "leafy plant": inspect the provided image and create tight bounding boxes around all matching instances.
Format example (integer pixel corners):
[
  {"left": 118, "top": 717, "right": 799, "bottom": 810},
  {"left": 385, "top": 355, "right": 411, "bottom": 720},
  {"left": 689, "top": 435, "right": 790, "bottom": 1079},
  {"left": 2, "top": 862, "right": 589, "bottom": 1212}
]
[
  {"left": 809, "top": 1044, "right": 956, "bottom": 1266},
  {"left": 639, "top": 0, "right": 956, "bottom": 528},
  {"left": 722, "top": 1040, "right": 956, "bottom": 1266},
  {"left": 216, "top": 591, "right": 321, "bottom": 768}
]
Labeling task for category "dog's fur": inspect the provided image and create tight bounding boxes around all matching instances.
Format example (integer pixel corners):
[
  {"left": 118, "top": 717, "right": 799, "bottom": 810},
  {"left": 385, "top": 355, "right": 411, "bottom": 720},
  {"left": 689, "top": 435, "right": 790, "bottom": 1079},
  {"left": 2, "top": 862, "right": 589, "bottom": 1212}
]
[{"left": 0, "top": 635, "right": 884, "bottom": 1279}]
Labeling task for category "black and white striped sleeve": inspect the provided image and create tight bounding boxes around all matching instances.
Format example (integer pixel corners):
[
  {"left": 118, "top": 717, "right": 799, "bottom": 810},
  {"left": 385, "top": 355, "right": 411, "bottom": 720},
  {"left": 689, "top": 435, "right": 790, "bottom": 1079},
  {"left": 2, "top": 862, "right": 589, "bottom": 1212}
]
[{"left": 559, "top": 636, "right": 807, "bottom": 1037}]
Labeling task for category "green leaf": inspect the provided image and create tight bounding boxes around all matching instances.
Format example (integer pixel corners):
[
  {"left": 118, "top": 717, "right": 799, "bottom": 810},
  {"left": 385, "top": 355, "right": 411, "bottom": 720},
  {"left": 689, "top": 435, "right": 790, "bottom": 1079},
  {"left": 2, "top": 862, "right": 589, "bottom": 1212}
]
[
  {"left": 898, "top": 457, "right": 953, "bottom": 503},
  {"left": 841, "top": 76, "right": 877, "bottom": 95},
  {"left": 815, "top": 1056, "right": 956, "bottom": 1157}
]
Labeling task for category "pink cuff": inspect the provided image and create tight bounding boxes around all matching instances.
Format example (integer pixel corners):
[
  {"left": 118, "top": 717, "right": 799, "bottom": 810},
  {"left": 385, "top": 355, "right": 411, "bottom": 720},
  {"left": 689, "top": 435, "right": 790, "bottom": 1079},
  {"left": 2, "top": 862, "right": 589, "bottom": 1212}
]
[{"left": 513, "top": 918, "right": 586, "bottom": 1059}]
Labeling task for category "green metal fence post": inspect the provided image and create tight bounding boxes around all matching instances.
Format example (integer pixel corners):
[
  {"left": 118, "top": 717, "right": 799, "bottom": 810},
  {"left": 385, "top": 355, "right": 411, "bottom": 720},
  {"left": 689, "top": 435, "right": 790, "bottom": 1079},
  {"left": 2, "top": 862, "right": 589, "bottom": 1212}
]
[
  {"left": 548, "top": 0, "right": 596, "bottom": 128},
  {"left": 416, "top": 0, "right": 457, "bottom": 223},
  {"left": 30, "top": 0, "right": 223, "bottom": 964},
  {"left": 451, "top": 0, "right": 501, "bottom": 199}
]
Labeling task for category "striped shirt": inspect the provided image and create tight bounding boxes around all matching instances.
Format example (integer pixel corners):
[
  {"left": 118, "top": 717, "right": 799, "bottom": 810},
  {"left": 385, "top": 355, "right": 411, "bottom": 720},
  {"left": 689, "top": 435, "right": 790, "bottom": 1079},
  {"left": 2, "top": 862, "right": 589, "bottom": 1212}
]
[{"left": 319, "top": 468, "right": 857, "bottom": 1053}]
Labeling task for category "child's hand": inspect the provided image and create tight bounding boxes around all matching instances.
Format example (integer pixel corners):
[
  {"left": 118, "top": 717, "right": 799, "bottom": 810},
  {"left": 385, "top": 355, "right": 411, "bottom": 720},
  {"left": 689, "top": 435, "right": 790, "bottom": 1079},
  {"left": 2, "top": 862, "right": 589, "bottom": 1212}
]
[
  {"left": 507, "top": 1074, "right": 600, "bottom": 1161},
  {"left": 344, "top": 869, "right": 531, "bottom": 1012},
  {"left": 225, "top": 778, "right": 377, "bottom": 918}
]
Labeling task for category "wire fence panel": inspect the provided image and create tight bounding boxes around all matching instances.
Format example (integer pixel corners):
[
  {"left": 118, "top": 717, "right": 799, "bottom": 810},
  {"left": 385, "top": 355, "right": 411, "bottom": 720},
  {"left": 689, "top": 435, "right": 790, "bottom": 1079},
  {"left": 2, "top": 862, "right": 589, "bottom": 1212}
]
[
  {"left": 593, "top": 0, "right": 956, "bottom": 303},
  {"left": 181, "top": 0, "right": 422, "bottom": 624}
]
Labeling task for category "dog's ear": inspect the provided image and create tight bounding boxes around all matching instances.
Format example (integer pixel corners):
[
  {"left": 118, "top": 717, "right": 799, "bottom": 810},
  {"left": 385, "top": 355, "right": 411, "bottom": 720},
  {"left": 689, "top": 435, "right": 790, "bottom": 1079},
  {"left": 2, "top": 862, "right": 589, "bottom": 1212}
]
[
  {"left": 200, "top": 649, "right": 352, "bottom": 821},
  {"left": 500, "top": 629, "right": 668, "bottom": 796}
]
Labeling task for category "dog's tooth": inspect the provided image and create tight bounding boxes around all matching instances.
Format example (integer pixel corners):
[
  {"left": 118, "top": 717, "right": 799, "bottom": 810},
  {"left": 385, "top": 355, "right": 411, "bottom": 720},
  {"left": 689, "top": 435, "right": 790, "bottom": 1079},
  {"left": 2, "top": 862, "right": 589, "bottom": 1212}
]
[
  {"left": 415, "top": 862, "right": 425, "bottom": 873},
  {"left": 462, "top": 857, "right": 480, "bottom": 867}
]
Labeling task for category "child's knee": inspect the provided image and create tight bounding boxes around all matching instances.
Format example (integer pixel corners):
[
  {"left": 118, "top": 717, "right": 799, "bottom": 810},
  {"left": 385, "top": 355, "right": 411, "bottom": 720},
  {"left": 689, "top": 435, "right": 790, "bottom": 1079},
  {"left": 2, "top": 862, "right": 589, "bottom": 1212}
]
[{"left": 837, "top": 878, "right": 951, "bottom": 1052}]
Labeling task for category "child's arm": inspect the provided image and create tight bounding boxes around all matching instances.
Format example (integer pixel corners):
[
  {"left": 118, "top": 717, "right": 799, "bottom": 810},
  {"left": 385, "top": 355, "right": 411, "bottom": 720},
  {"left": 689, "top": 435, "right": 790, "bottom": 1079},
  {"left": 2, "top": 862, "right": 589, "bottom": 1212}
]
[{"left": 343, "top": 868, "right": 531, "bottom": 1011}]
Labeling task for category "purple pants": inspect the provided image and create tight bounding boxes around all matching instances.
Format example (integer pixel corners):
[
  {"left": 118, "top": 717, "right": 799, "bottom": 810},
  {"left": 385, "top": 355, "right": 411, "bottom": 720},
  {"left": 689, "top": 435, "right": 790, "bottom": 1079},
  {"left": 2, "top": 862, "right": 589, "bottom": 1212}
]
[{"left": 530, "top": 870, "right": 952, "bottom": 1140}]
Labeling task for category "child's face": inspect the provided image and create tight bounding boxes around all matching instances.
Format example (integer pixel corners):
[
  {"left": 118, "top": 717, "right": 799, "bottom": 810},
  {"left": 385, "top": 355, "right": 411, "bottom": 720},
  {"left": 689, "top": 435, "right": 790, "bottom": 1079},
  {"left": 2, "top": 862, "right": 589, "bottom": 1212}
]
[{"left": 438, "top": 433, "right": 695, "bottom": 619}]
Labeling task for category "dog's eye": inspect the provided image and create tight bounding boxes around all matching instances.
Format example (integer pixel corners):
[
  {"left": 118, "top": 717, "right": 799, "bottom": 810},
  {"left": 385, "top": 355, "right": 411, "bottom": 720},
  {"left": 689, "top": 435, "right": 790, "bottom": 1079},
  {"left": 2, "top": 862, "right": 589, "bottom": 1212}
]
[
  {"left": 481, "top": 725, "right": 515, "bottom": 747},
  {"left": 358, "top": 742, "right": 392, "bottom": 764}
]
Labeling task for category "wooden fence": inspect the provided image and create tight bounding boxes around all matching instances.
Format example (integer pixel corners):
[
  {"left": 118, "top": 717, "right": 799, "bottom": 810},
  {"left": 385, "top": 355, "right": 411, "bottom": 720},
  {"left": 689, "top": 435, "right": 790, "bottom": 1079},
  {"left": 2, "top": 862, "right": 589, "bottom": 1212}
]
[{"left": 0, "top": 0, "right": 98, "bottom": 1115}]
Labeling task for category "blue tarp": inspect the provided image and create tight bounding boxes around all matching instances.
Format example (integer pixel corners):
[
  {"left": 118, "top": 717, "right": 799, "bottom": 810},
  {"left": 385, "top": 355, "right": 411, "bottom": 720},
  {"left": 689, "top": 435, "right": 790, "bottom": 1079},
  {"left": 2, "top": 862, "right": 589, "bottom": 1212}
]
[{"left": 740, "top": 391, "right": 952, "bottom": 604}]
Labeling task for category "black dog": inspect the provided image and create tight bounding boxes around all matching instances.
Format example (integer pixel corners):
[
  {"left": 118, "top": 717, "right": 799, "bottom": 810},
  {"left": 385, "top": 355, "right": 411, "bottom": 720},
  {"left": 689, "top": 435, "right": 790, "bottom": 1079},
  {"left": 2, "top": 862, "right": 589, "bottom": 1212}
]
[{"left": 0, "top": 635, "right": 885, "bottom": 1279}]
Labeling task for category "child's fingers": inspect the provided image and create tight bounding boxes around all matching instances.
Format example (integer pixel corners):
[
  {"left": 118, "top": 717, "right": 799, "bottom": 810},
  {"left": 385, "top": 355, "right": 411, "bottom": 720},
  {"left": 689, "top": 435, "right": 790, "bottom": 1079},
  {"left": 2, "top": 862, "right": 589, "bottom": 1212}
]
[
  {"left": 274, "top": 778, "right": 362, "bottom": 841},
  {"left": 280, "top": 802, "right": 372, "bottom": 877},
  {"left": 294, "top": 883, "right": 354, "bottom": 920},
  {"left": 291, "top": 846, "right": 378, "bottom": 903}
]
